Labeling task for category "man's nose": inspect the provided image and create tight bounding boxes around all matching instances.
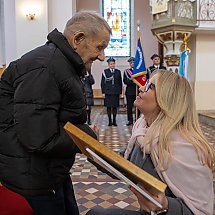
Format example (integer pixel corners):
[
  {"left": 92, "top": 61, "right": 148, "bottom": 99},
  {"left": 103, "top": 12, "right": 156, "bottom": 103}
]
[{"left": 97, "top": 50, "right": 105, "bottom": 61}]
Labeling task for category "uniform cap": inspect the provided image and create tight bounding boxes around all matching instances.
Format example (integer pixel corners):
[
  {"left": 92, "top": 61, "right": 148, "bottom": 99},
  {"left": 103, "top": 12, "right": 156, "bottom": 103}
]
[
  {"left": 107, "top": 57, "right": 116, "bottom": 63},
  {"left": 127, "top": 57, "right": 135, "bottom": 62},
  {"left": 150, "top": 54, "right": 160, "bottom": 60}
]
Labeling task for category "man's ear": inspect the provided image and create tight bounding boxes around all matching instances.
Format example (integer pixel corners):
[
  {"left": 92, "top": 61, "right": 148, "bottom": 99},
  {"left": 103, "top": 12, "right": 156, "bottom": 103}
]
[{"left": 73, "top": 32, "right": 86, "bottom": 48}]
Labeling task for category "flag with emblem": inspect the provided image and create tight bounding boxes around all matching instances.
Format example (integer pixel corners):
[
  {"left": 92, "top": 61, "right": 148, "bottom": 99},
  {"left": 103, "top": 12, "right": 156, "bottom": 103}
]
[{"left": 131, "top": 36, "right": 147, "bottom": 87}]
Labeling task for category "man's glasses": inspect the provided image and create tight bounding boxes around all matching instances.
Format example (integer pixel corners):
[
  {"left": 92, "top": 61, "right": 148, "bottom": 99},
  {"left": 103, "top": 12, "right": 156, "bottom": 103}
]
[{"left": 140, "top": 81, "right": 155, "bottom": 93}]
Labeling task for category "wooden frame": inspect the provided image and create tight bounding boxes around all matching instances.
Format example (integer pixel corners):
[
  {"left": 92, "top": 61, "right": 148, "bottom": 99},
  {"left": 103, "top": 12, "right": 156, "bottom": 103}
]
[{"left": 64, "top": 122, "right": 166, "bottom": 196}]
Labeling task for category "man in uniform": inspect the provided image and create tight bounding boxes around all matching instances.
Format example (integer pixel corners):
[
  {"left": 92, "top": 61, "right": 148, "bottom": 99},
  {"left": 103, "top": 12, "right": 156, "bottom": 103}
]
[
  {"left": 123, "top": 57, "right": 136, "bottom": 126},
  {"left": 101, "top": 57, "right": 122, "bottom": 126},
  {"left": 147, "top": 54, "right": 167, "bottom": 79}
]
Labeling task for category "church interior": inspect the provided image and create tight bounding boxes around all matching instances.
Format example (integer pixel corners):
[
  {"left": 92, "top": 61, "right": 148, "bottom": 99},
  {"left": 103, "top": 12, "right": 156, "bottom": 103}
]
[{"left": 0, "top": 0, "right": 214, "bottom": 214}]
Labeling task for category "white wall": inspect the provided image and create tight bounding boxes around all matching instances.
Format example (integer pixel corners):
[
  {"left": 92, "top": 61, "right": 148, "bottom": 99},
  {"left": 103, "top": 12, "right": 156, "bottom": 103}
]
[
  {"left": 4, "top": 0, "right": 17, "bottom": 65},
  {"left": 48, "top": 0, "right": 75, "bottom": 33},
  {"left": 3, "top": 0, "right": 48, "bottom": 64},
  {"left": 3, "top": 0, "right": 76, "bottom": 64},
  {"left": 15, "top": 0, "right": 48, "bottom": 58},
  {"left": 0, "top": 0, "right": 5, "bottom": 66},
  {"left": 195, "top": 34, "right": 215, "bottom": 81},
  {"left": 195, "top": 34, "right": 215, "bottom": 110}
]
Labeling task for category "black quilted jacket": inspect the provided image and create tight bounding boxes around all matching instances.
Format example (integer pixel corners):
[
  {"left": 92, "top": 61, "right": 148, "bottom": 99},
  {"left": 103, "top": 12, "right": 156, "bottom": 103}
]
[{"left": 0, "top": 29, "right": 96, "bottom": 196}]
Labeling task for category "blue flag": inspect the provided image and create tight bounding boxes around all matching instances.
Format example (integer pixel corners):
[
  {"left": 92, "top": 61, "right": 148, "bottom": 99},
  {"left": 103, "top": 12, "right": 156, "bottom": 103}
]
[
  {"left": 131, "top": 36, "right": 147, "bottom": 87},
  {"left": 179, "top": 50, "right": 190, "bottom": 80}
]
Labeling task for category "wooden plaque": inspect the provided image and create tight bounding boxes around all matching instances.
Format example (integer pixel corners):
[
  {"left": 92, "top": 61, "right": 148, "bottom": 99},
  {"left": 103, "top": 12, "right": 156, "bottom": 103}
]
[{"left": 64, "top": 122, "right": 167, "bottom": 196}]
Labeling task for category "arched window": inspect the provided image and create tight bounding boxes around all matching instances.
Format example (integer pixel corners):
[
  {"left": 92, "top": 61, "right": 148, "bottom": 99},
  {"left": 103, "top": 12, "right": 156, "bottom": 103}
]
[{"left": 102, "top": 0, "right": 131, "bottom": 57}]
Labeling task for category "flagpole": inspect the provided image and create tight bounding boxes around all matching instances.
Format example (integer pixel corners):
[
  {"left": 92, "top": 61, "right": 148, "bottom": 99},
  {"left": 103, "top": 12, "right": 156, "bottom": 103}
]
[
  {"left": 183, "top": 33, "right": 191, "bottom": 52},
  {"left": 135, "top": 20, "right": 141, "bottom": 121},
  {"left": 184, "top": 33, "right": 190, "bottom": 80},
  {"left": 184, "top": 33, "right": 187, "bottom": 50}
]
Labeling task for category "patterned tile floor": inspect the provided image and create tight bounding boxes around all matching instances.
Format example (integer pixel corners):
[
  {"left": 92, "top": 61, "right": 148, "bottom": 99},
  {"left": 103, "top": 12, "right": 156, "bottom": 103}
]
[{"left": 71, "top": 106, "right": 215, "bottom": 215}]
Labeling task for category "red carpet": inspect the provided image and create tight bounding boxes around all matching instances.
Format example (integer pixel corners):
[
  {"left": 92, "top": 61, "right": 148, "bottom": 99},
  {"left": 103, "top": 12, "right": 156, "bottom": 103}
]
[{"left": 0, "top": 185, "right": 33, "bottom": 215}]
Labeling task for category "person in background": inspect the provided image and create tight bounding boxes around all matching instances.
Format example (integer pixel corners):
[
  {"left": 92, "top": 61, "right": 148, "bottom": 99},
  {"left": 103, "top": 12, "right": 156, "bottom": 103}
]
[
  {"left": 146, "top": 54, "right": 166, "bottom": 79},
  {"left": 87, "top": 70, "right": 215, "bottom": 215},
  {"left": 83, "top": 70, "right": 95, "bottom": 125},
  {"left": 0, "top": 11, "right": 111, "bottom": 215},
  {"left": 101, "top": 57, "right": 122, "bottom": 126},
  {"left": 123, "top": 57, "right": 136, "bottom": 126}
]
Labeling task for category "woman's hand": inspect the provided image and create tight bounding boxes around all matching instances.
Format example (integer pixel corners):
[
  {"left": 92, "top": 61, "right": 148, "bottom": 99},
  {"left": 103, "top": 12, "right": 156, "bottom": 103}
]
[
  {"left": 89, "top": 125, "right": 99, "bottom": 140},
  {"left": 129, "top": 184, "right": 168, "bottom": 213}
]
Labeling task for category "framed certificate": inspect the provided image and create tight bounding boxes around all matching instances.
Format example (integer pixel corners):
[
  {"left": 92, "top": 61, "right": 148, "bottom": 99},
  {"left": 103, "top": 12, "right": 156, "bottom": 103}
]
[{"left": 64, "top": 122, "right": 167, "bottom": 207}]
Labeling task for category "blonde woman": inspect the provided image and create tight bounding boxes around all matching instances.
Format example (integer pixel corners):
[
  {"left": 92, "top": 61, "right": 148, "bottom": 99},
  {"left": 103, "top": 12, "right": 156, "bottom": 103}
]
[{"left": 87, "top": 70, "right": 215, "bottom": 215}]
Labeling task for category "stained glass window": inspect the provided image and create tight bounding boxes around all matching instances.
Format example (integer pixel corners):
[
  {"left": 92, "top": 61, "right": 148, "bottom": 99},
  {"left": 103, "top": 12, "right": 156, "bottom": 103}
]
[{"left": 102, "top": 0, "right": 131, "bottom": 57}]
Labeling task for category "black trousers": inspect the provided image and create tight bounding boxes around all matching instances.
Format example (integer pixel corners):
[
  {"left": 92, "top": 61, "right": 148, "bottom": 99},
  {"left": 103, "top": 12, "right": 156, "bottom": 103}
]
[
  {"left": 24, "top": 177, "right": 79, "bottom": 215},
  {"left": 107, "top": 107, "right": 117, "bottom": 123},
  {"left": 126, "top": 94, "right": 136, "bottom": 123}
]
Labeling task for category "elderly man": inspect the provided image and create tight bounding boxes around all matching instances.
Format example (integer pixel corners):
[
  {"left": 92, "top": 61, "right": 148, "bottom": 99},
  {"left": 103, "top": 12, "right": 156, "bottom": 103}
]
[{"left": 0, "top": 11, "right": 111, "bottom": 215}]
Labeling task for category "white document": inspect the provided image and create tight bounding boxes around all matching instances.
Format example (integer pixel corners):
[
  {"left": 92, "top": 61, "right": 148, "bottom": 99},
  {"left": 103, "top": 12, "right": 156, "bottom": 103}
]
[{"left": 86, "top": 147, "right": 162, "bottom": 209}]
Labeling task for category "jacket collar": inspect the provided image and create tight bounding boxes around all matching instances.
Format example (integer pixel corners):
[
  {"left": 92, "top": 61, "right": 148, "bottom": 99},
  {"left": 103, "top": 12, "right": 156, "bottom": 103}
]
[{"left": 47, "top": 28, "right": 86, "bottom": 77}]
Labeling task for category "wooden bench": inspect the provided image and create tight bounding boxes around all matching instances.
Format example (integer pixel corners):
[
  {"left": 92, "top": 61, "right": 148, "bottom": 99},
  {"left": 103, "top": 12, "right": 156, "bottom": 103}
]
[{"left": 93, "top": 89, "right": 103, "bottom": 99}]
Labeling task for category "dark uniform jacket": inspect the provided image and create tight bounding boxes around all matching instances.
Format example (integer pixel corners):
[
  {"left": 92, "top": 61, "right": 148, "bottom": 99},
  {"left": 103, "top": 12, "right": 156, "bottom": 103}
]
[
  {"left": 146, "top": 65, "right": 167, "bottom": 79},
  {"left": 101, "top": 68, "right": 122, "bottom": 95},
  {"left": 123, "top": 68, "right": 136, "bottom": 96},
  {"left": 0, "top": 29, "right": 96, "bottom": 196}
]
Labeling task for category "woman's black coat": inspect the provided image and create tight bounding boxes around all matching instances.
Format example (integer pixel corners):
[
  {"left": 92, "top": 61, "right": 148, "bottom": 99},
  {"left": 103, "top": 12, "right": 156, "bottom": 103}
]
[{"left": 83, "top": 74, "right": 95, "bottom": 106}]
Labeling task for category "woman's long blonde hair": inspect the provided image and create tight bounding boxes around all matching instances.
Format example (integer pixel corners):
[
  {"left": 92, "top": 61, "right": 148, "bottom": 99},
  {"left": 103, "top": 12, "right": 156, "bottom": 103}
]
[{"left": 146, "top": 70, "right": 215, "bottom": 171}]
